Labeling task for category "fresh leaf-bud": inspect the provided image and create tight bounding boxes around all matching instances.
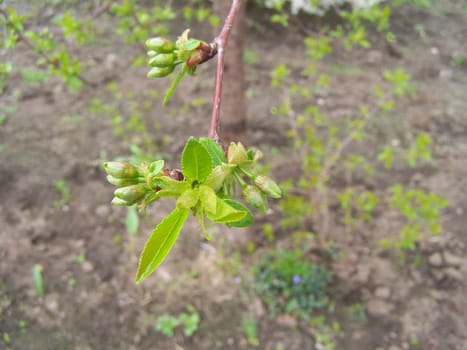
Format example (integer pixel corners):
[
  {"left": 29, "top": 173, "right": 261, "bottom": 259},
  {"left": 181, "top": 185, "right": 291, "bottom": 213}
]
[
  {"left": 145, "top": 37, "right": 175, "bottom": 53},
  {"left": 242, "top": 185, "right": 268, "bottom": 214},
  {"left": 149, "top": 53, "right": 176, "bottom": 68},
  {"left": 149, "top": 160, "right": 165, "bottom": 175},
  {"left": 228, "top": 142, "right": 249, "bottom": 165},
  {"left": 106, "top": 175, "right": 144, "bottom": 187},
  {"left": 186, "top": 42, "right": 215, "bottom": 67},
  {"left": 114, "top": 184, "right": 147, "bottom": 205},
  {"left": 147, "top": 66, "right": 174, "bottom": 78},
  {"left": 104, "top": 161, "right": 141, "bottom": 179},
  {"left": 254, "top": 150, "right": 263, "bottom": 161},
  {"left": 254, "top": 175, "right": 282, "bottom": 199}
]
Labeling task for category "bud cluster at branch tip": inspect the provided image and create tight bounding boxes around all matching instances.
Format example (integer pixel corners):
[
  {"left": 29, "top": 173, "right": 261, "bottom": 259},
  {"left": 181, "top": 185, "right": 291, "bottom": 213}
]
[{"left": 145, "top": 29, "right": 217, "bottom": 81}]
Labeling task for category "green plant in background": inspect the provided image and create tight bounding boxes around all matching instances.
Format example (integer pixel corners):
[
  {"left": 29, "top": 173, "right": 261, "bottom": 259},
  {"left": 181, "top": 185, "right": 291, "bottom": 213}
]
[
  {"left": 253, "top": 250, "right": 331, "bottom": 320},
  {"left": 155, "top": 314, "right": 179, "bottom": 337},
  {"left": 311, "top": 316, "right": 343, "bottom": 350},
  {"left": 0, "top": 5, "right": 94, "bottom": 91},
  {"left": 89, "top": 83, "right": 162, "bottom": 154},
  {"left": 270, "top": 11, "right": 447, "bottom": 258},
  {"left": 54, "top": 179, "right": 71, "bottom": 209},
  {"left": 32, "top": 264, "right": 44, "bottom": 298},
  {"left": 155, "top": 306, "right": 200, "bottom": 337},
  {"left": 337, "top": 188, "right": 379, "bottom": 229},
  {"left": 383, "top": 67, "right": 418, "bottom": 96},
  {"left": 242, "top": 316, "right": 260, "bottom": 346},
  {"left": 347, "top": 302, "right": 367, "bottom": 322},
  {"left": 381, "top": 185, "right": 448, "bottom": 253}
]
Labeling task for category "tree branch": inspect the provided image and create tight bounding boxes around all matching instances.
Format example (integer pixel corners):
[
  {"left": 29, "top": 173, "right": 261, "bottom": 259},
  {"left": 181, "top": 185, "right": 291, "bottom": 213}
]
[{"left": 208, "top": 0, "right": 242, "bottom": 141}]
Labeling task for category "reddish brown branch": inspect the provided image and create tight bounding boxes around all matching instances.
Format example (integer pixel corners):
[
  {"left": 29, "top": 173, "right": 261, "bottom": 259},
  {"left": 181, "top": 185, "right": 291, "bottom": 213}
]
[{"left": 208, "top": 0, "right": 242, "bottom": 141}]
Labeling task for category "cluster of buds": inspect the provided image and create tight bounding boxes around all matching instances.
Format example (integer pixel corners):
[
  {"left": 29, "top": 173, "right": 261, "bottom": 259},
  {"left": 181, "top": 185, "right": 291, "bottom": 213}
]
[
  {"left": 146, "top": 37, "right": 177, "bottom": 78},
  {"left": 145, "top": 29, "right": 216, "bottom": 79},
  {"left": 103, "top": 141, "right": 282, "bottom": 217},
  {"left": 226, "top": 142, "right": 282, "bottom": 214},
  {"left": 103, "top": 160, "right": 186, "bottom": 207},
  {"left": 103, "top": 161, "right": 148, "bottom": 206}
]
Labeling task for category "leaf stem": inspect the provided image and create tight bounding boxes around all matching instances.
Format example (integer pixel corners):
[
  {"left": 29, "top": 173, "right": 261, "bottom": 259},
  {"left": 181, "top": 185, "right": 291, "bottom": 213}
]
[{"left": 208, "top": 0, "right": 243, "bottom": 141}]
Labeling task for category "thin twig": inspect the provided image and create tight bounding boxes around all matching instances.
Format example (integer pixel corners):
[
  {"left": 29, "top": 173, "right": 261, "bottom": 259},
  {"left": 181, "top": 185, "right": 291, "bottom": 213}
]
[
  {"left": 316, "top": 111, "right": 371, "bottom": 246},
  {"left": 208, "top": 0, "right": 242, "bottom": 141},
  {"left": 91, "top": 1, "right": 111, "bottom": 19}
]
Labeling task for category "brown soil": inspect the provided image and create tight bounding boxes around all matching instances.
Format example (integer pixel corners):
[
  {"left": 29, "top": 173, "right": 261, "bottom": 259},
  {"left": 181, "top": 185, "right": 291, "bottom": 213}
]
[{"left": 1, "top": 2, "right": 466, "bottom": 350}]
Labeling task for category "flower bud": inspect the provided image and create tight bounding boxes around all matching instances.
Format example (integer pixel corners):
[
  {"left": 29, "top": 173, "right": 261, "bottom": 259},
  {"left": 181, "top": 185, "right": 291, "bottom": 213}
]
[
  {"left": 103, "top": 161, "right": 141, "bottom": 179},
  {"left": 204, "top": 165, "right": 226, "bottom": 191},
  {"left": 228, "top": 142, "right": 248, "bottom": 165},
  {"left": 114, "top": 184, "right": 147, "bottom": 205},
  {"left": 147, "top": 66, "right": 174, "bottom": 78},
  {"left": 242, "top": 185, "right": 268, "bottom": 214},
  {"left": 254, "top": 175, "right": 282, "bottom": 199},
  {"left": 111, "top": 197, "right": 130, "bottom": 206},
  {"left": 145, "top": 37, "right": 175, "bottom": 53},
  {"left": 149, "top": 53, "right": 176, "bottom": 68},
  {"left": 106, "top": 175, "right": 144, "bottom": 187}
]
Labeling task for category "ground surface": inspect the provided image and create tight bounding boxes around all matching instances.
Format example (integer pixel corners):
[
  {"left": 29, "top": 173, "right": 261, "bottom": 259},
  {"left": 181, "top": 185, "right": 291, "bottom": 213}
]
[{"left": 0, "top": 2, "right": 466, "bottom": 350}]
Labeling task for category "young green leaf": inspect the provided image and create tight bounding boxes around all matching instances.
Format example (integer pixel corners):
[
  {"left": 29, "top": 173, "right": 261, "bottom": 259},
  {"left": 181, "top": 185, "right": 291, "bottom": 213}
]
[
  {"left": 206, "top": 198, "right": 246, "bottom": 223},
  {"left": 154, "top": 176, "right": 190, "bottom": 197},
  {"left": 181, "top": 138, "right": 213, "bottom": 182},
  {"left": 199, "top": 184, "right": 217, "bottom": 214},
  {"left": 203, "top": 165, "right": 226, "bottom": 191},
  {"left": 183, "top": 38, "right": 201, "bottom": 51},
  {"left": 224, "top": 199, "right": 254, "bottom": 228},
  {"left": 149, "top": 160, "right": 165, "bottom": 175},
  {"left": 176, "top": 188, "right": 199, "bottom": 209},
  {"left": 163, "top": 63, "right": 188, "bottom": 106},
  {"left": 136, "top": 208, "right": 189, "bottom": 283},
  {"left": 199, "top": 137, "right": 226, "bottom": 166}
]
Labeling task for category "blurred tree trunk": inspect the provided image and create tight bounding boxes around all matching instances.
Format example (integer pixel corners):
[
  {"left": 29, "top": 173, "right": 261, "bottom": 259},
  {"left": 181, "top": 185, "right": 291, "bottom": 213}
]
[{"left": 213, "top": 0, "right": 247, "bottom": 142}]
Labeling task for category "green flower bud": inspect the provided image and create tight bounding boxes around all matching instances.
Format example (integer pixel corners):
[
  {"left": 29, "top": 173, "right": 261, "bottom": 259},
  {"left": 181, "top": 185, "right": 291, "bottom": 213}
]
[
  {"left": 254, "top": 175, "right": 282, "bottom": 199},
  {"left": 114, "top": 184, "right": 147, "bottom": 205},
  {"left": 253, "top": 150, "right": 263, "bottom": 161},
  {"left": 148, "top": 53, "right": 176, "bottom": 68},
  {"left": 228, "top": 142, "right": 249, "bottom": 165},
  {"left": 147, "top": 50, "right": 158, "bottom": 57},
  {"left": 147, "top": 66, "right": 174, "bottom": 78},
  {"left": 204, "top": 165, "right": 226, "bottom": 191},
  {"left": 103, "top": 161, "right": 141, "bottom": 179},
  {"left": 242, "top": 185, "right": 268, "bottom": 214},
  {"left": 111, "top": 197, "right": 130, "bottom": 206},
  {"left": 106, "top": 175, "right": 144, "bottom": 187},
  {"left": 145, "top": 37, "right": 175, "bottom": 53}
]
